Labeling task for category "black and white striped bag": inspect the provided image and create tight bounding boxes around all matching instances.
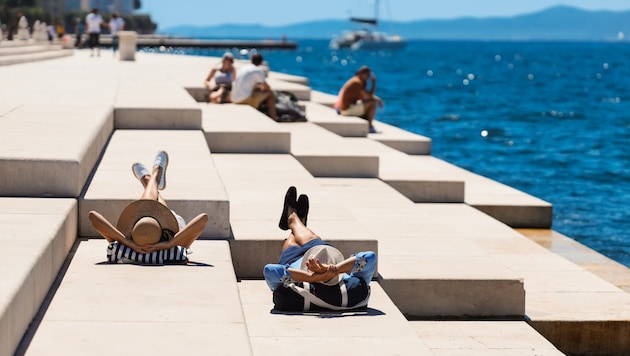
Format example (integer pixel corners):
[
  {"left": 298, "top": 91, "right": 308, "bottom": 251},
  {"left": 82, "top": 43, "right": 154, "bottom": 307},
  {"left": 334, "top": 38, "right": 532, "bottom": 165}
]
[{"left": 106, "top": 242, "right": 188, "bottom": 265}]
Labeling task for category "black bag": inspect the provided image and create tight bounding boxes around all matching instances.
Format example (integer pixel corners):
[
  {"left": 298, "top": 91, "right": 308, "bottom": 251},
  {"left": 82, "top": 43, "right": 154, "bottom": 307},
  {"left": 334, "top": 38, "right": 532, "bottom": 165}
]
[
  {"left": 259, "top": 90, "right": 307, "bottom": 122},
  {"left": 272, "top": 277, "right": 370, "bottom": 312}
]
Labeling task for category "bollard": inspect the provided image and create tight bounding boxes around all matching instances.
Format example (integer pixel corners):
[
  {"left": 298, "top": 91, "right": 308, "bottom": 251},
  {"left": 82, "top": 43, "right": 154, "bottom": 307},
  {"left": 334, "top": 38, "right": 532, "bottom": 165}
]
[{"left": 118, "top": 30, "right": 137, "bottom": 61}]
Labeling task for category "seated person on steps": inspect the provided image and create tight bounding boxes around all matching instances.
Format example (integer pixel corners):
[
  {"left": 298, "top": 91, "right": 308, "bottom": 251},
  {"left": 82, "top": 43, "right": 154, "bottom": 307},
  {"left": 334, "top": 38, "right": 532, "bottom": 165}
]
[
  {"left": 88, "top": 151, "right": 208, "bottom": 264},
  {"left": 204, "top": 52, "right": 236, "bottom": 103},
  {"left": 264, "top": 186, "right": 377, "bottom": 311},
  {"left": 231, "top": 53, "right": 278, "bottom": 120},
  {"left": 335, "top": 65, "right": 384, "bottom": 134}
]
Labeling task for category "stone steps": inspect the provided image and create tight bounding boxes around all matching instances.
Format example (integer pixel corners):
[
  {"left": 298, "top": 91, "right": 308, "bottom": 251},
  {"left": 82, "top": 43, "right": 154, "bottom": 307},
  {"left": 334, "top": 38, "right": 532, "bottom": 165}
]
[
  {"left": 0, "top": 42, "right": 72, "bottom": 66},
  {"left": 0, "top": 198, "right": 76, "bottom": 356},
  {"left": 371, "top": 119, "right": 432, "bottom": 155},
  {"left": 0, "top": 43, "right": 61, "bottom": 56},
  {"left": 21, "top": 240, "right": 251, "bottom": 355},
  {"left": 287, "top": 122, "right": 380, "bottom": 178},
  {"left": 2, "top": 51, "right": 629, "bottom": 355},
  {"left": 200, "top": 103, "right": 291, "bottom": 154},
  {"left": 411, "top": 320, "right": 564, "bottom": 355},
  {"left": 114, "top": 74, "right": 201, "bottom": 130},
  {"left": 303, "top": 101, "right": 369, "bottom": 137},
  {"left": 211, "top": 153, "right": 377, "bottom": 278},
  {"left": 0, "top": 102, "right": 113, "bottom": 197},
  {"left": 317, "top": 177, "right": 526, "bottom": 317},
  {"left": 239, "top": 280, "right": 434, "bottom": 355}
]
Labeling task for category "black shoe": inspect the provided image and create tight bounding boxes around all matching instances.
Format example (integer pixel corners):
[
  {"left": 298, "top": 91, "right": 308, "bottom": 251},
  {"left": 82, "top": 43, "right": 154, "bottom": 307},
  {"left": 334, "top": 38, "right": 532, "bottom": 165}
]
[
  {"left": 279, "top": 186, "right": 297, "bottom": 230},
  {"left": 297, "top": 194, "right": 309, "bottom": 226}
]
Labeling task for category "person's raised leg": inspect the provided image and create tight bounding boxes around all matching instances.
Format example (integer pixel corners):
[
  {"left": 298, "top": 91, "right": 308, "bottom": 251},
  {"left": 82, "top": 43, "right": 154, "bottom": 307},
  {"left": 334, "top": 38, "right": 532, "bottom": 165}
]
[
  {"left": 133, "top": 162, "right": 168, "bottom": 206},
  {"left": 287, "top": 211, "right": 320, "bottom": 247},
  {"left": 139, "top": 164, "right": 161, "bottom": 201}
]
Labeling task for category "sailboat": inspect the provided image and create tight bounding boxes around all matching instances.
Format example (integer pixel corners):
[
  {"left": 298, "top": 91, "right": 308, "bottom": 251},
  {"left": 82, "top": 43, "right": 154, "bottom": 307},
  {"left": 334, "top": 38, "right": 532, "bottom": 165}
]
[{"left": 329, "top": 0, "right": 406, "bottom": 50}]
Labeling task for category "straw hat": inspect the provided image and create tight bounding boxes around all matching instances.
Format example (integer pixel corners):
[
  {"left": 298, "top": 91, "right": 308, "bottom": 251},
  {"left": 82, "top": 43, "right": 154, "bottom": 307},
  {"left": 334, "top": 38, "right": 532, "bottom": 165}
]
[
  {"left": 116, "top": 200, "right": 180, "bottom": 245},
  {"left": 300, "top": 245, "right": 345, "bottom": 286}
]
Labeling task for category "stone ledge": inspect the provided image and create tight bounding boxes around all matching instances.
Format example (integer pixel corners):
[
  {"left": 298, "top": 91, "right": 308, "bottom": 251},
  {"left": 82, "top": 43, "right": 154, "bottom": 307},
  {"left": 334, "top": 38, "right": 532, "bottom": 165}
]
[
  {"left": 22, "top": 239, "right": 252, "bottom": 355},
  {"left": 200, "top": 103, "right": 290, "bottom": 154},
  {"left": 371, "top": 120, "right": 432, "bottom": 155},
  {"left": 0, "top": 198, "right": 77, "bottom": 356},
  {"left": 381, "top": 278, "right": 525, "bottom": 318},
  {"left": 0, "top": 104, "right": 113, "bottom": 197},
  {"left": 288, "top": 123, "right": 379, "bottom": 178},
  {"left": 239, "top": 280, "right": 433, "bottom": 355},
  {"left": 303, "top": 101, "right": 368, "bottom": 137}
]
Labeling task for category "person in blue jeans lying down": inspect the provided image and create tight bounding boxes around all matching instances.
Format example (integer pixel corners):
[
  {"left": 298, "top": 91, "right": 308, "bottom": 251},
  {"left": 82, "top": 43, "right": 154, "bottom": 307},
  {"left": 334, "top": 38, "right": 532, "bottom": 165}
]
[{"left": 264, "top": 186, "right": 377, "bottom": 311}]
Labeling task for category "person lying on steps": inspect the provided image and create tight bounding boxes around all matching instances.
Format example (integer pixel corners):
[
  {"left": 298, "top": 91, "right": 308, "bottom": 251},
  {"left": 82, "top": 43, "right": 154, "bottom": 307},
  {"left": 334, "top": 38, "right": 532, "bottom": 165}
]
[
  {"left": 88, "top": 151, "right": 208, "bottom": 264},
  {"left": 264, "top": 186, "right": 377, "bottom": 312}
]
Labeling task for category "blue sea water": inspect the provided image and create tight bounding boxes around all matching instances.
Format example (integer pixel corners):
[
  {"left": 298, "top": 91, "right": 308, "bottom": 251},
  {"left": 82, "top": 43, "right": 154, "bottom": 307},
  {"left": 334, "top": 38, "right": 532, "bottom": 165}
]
[{"left": 172, "top": 39, "right": 630, "bottom": 268}]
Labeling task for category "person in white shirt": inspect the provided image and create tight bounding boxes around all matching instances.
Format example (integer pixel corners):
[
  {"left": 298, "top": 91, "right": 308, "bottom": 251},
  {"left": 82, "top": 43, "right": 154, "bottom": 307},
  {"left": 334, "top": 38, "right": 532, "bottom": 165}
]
[
  {"left": 231, "top": 53, "right": 278, "bottom": 120},
  {"left": 108, "top": 13, "right": 125, "bottom": 56},
  {"left": 85, "top": 8, "right": 104, "bottom": 57}
]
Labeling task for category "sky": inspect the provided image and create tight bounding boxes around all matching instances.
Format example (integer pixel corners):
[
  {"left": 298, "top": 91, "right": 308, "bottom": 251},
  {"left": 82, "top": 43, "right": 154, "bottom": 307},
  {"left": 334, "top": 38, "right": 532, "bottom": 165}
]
[{"left": 139, "top": 0, "right": 630, "bottom": 29}]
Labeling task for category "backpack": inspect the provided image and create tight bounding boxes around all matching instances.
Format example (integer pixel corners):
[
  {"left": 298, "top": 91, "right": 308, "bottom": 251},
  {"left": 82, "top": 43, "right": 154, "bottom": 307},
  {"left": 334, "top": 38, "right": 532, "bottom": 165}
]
[{"left": 259, "top": 90, "right": 307, "bottom": 122}]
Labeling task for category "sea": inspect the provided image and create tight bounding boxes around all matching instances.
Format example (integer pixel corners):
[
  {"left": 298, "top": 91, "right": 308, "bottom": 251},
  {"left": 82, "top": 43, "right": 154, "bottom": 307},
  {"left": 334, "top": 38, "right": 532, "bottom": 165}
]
[{"left": 159, "top": 39, "right": 630, "bottom": 268}]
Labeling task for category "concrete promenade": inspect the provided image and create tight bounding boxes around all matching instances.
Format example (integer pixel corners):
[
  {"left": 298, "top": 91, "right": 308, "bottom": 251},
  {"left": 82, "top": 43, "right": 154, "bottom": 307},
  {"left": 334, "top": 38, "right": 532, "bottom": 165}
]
[{"left": 1, "top": 43, "right": 630, "bottom": 355}]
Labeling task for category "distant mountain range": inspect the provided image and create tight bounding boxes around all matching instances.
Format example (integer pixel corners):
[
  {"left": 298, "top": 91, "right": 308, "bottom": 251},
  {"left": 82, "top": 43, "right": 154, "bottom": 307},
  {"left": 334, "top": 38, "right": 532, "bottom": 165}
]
[{"left": 162, "top": 6, "right": 630, "bottom": 41}]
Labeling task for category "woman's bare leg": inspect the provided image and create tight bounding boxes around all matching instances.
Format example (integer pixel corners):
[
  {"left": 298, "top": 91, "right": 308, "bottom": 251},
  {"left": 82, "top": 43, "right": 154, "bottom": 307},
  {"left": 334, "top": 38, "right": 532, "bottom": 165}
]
[
  {"left": 140, "top": 165, "right": 161, "bottom": 202},
  {"left": 210, "top": 87, "right": 224, "bottom": 103},
  {"left": 137, "top": 172, "right": 167, "bottom": 206}
]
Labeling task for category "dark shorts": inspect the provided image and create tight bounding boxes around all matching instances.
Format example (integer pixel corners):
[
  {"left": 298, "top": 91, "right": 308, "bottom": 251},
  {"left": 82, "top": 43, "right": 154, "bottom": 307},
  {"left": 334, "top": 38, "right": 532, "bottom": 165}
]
[
  {"left": 89, "top": 33, "right": 100, "bottom": 48},
  {"left": 278, "top": 239, "right": 330, "bottom": 266}
]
